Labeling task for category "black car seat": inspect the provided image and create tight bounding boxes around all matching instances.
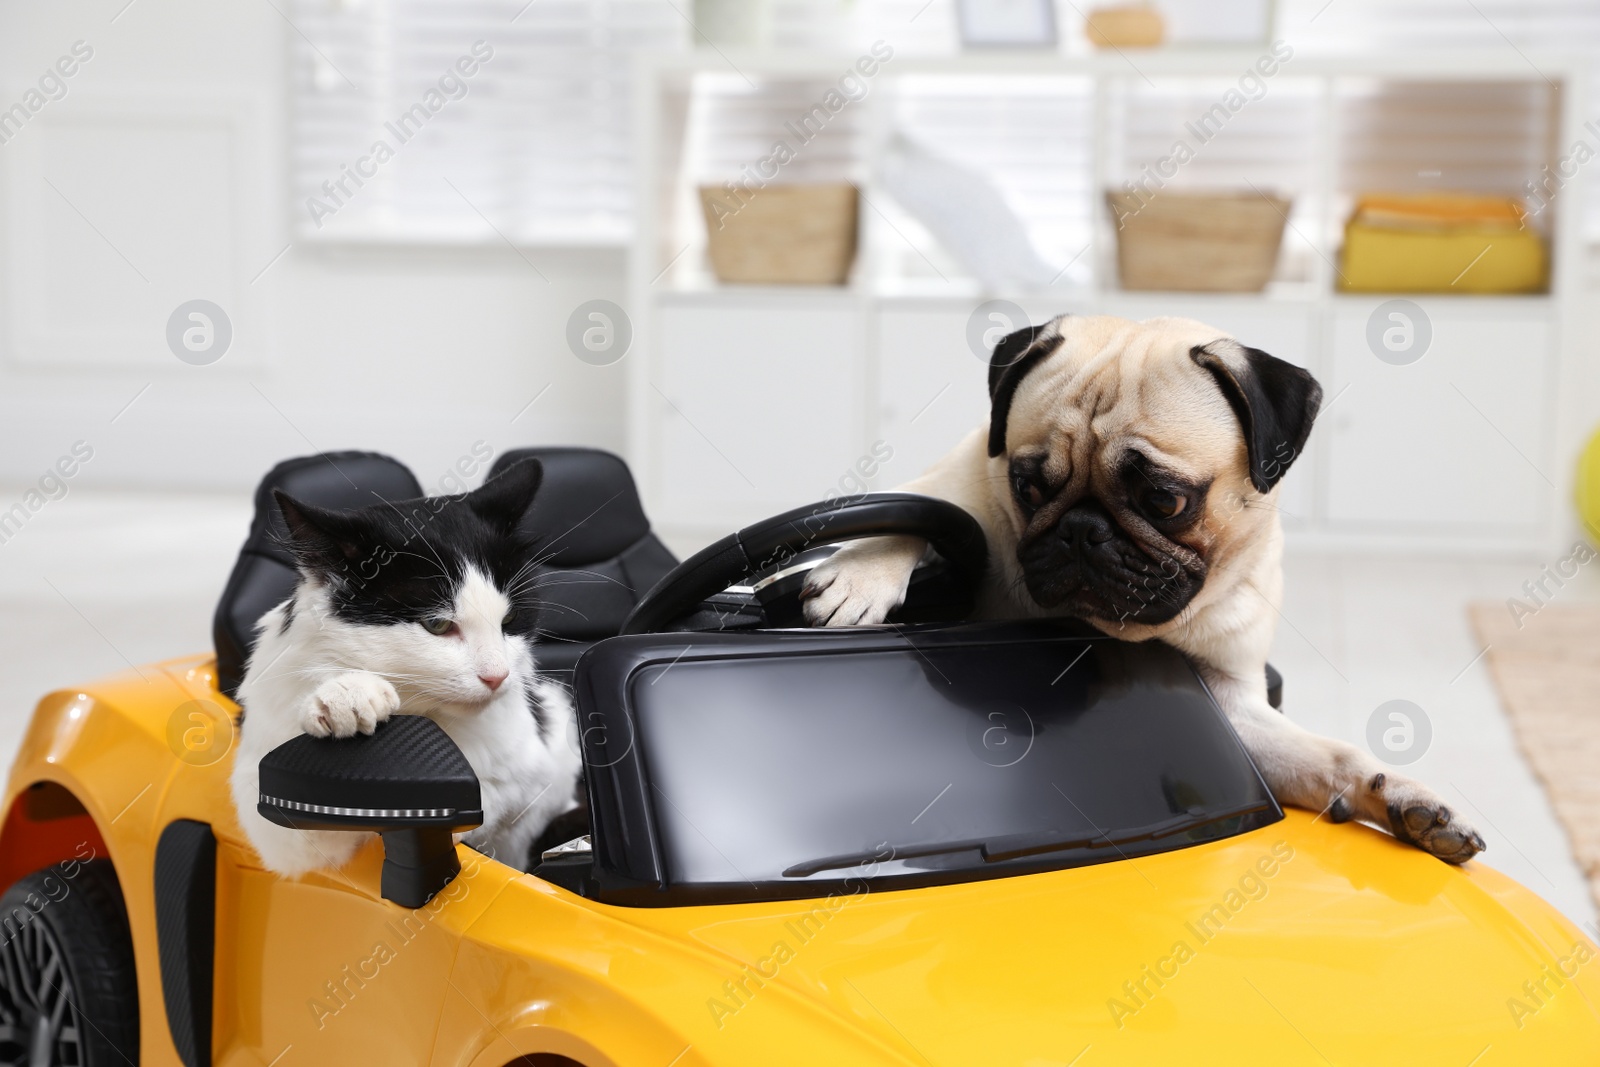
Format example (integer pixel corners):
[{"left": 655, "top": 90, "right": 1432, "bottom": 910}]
[
  {"left": 213, "top": 447, "right": 678, "bottom": 701},
  {"left": 486, "top": 447, "right": 679, "bottom": 680},
  {"left": 212, "top": 452, "right": 424, "bottom": 700}
]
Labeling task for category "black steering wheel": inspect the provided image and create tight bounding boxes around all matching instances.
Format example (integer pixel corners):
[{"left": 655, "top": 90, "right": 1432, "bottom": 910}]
[{"left": 620, "top": 493, "right": 988, "bottom": 635}]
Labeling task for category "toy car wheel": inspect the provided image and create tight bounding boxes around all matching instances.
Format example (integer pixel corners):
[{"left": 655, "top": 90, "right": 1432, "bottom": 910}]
[{"left": 0, "top": 859, "right": 139, "bottom": 1067}]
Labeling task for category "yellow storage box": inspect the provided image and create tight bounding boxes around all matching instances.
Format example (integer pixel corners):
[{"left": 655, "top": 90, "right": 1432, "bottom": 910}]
[{"left": 1339, "top": 193, "right": 1548, "bottom": 294}]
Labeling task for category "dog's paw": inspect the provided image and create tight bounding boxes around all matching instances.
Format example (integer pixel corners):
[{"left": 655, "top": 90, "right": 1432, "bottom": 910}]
[
  {"left": 800, "top": 537, "right": 923, "bottom": 627},
  {"left": 301, "top": 672, "right": 400, "bottom": 739},
  {"left": 1386, "top": 798, "right": 1486, "bottom": 864},
  {"left": 1363, "top": 773, "right": 1485, "bottom": 864}
]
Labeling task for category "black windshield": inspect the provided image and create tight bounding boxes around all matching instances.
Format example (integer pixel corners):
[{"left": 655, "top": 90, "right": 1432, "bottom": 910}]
[{"left": 586, "top": 624, "right": 1279, "bottom": 903}]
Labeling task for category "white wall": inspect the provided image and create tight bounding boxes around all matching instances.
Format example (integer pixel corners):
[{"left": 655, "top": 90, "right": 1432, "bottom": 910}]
[{"left": 0, "top": 0, "right": 630, "bottom": 494}]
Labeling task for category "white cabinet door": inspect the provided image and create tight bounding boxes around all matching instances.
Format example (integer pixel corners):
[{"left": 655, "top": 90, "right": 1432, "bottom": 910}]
[
  {"left": 1323, "top": 300, "right": 1551, "bottom": 535},
  {"left": 875, "top": 306, "right": 991, "bottom": 489},
  {"left": 652, "top": 296, "right": 866, "bottom": 530}
]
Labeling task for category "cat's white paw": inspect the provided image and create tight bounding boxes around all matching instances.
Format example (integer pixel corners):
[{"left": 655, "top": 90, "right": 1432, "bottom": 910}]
[{"left": 301, "top": 672, "right": 400, "bottom": 739}]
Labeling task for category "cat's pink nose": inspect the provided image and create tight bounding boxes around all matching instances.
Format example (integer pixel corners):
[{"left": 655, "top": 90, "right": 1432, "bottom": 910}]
[{"left": 479, "top": 670, "right": 507, "bottom": 691}]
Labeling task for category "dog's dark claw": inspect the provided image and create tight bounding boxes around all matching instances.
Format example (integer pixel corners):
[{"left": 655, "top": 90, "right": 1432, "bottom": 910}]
[
  {"left": 1328, "top": 795, "right": 1354, "bottom": 823},
  {"left": 1369, "top": 773, "right": 1386, "bottom": 792}
]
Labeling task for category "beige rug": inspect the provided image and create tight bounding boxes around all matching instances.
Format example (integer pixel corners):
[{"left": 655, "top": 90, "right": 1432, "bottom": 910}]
[{"left": 1470, "top": 601, "right": 1600, "bottom": 909}]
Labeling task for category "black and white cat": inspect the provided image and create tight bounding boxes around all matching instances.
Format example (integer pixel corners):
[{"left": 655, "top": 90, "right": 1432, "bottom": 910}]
[{"left": 228, "top": 459, "right": 582, "bottom": 877}]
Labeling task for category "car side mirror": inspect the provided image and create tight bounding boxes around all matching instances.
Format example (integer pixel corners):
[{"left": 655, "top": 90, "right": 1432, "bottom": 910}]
[{"left": 257, "top": 715, "right": 483, "bottom": 907}]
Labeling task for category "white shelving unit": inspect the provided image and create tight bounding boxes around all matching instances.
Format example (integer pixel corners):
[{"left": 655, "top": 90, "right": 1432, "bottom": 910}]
[{"left": 627, "top": 49, "right": 1588, "bottom": 554}]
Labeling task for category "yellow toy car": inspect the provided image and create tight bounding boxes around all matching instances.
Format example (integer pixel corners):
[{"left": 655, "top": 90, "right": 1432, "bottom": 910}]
[{"left": 3, "top": 447, "right": 1597, "bottom": 1067}]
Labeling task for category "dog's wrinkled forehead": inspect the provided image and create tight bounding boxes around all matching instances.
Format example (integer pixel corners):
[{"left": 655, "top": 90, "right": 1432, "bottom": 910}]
[
  {"left": 992, "top": 315, "right": 1247, "bottom": 479},
  {"left": 989, "top": 313, "right": 1323, "bottom": 496}
]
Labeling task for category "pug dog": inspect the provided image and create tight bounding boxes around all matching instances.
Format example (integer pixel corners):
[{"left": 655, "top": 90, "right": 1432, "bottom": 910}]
[{"left": 801, "top": 313, "right": 1484, "bottom": 863}]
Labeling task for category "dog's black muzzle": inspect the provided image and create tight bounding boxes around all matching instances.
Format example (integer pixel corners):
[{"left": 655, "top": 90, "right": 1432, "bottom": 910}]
[{"left": 1017, "top": 500, "right": 1204, "bottom": 625}]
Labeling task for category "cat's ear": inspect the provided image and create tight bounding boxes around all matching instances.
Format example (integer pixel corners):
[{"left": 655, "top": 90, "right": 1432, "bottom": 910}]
[
  {"left": 465, "top": 458, "right": 543, "bottom": 534},
  {"left": 273, "top": 490, "right": 373, "bottom": 573}
]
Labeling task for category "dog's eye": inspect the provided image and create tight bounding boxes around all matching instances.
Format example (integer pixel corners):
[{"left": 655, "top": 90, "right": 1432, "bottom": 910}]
[
  {"left": 422, "top": 617, "right": 457, "bottom": 636},
  {"left": 1013, "top": 474, "right": 1046, "bottom": 513},
  {"left": 1144, "top": 490, "right": 1187, "bottom": 520}
]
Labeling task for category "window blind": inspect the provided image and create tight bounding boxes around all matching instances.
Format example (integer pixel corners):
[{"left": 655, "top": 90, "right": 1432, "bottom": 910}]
[
  {"left": 1280, "top": 0, "right": 1598, "bottom": 238},
  {"left": 289, "top": 0, "right": 687, "bottom": 245}
]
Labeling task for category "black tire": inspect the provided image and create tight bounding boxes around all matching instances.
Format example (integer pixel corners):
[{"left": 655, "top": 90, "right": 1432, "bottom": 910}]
[{"left": 0, "top": 858, "right": 139, "bottom": 1066}]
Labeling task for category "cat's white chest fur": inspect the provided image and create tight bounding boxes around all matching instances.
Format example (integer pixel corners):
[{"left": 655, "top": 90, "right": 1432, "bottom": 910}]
[{"left": 441, "top": 673, "right": 580, "bottom": 863}]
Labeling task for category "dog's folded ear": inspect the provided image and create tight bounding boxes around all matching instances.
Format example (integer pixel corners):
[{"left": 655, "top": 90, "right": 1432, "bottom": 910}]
[
  {"left": 988, "top": 316, "right": 1067, "bottom": 457},
  {"left": 1191, "top": 341, "right": 1323, "bottom": 494}
]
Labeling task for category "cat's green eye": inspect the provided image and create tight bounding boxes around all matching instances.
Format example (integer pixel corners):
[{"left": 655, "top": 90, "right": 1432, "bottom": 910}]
[
  {"left": 502, "top": 609, "right": 515, "bottom": 628},
  {"left": 422, "top": 617, "right": 455, "bottom": 636}
]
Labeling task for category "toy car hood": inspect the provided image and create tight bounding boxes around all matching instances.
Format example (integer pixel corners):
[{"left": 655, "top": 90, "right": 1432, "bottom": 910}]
[{"left": 494, "top": 811, "right": 1600, "bottom": 1063}]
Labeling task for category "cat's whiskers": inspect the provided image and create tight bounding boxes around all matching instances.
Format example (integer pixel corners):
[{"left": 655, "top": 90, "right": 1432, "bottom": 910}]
[
  {"left": 525, "top": 567, "right": 631, "bottom": 589},
  {"left": 504, "top": 523, "right": 627, "bottom": 584},
  {"left": 527, "top": 602, "right": 591, "bottom": 623},
  {"left": 513, "top": 543, "right": 566, "bottom": 575},
  {"left": 503, "top": 553, "right": 547, "bottom": 592},
  {"left": 505, "top": 570, "right": 631, "bottom": 615}
]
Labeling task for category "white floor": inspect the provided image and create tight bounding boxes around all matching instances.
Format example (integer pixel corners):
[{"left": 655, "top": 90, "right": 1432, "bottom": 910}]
[{"left": 1, "top": 488, "right": 1595, "bottom": 928}]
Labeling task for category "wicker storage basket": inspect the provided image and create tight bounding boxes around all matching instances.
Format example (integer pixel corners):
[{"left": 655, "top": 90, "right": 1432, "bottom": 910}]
[
  {"left": 1107, "top": 191, "right": 1289, "bottom": 292},
  {"left": 1085, "top": 5, "right": 1165, "bottom": 48},
  {"left": 700, "top": 183, "right": 859, "bottom": 285}
]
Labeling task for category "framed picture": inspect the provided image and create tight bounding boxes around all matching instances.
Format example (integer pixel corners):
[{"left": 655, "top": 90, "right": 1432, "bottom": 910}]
[{"left": 956, "top": 0, "right": 1058, "bottom": 49}]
